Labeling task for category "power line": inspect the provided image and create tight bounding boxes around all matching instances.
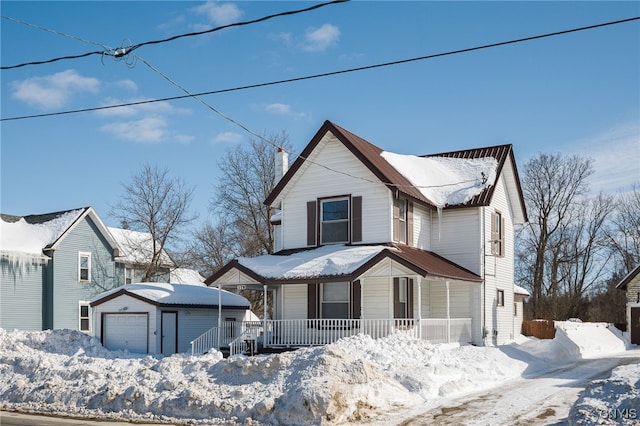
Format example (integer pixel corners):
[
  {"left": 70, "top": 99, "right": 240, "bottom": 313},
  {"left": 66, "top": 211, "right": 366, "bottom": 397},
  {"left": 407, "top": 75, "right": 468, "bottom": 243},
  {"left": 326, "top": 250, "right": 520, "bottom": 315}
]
[
  {"left": 2, "top": 15, "right": 637, "bottom": 123},
  {"left": 0, "top": 0, "right": 350, "bottom": 70}
]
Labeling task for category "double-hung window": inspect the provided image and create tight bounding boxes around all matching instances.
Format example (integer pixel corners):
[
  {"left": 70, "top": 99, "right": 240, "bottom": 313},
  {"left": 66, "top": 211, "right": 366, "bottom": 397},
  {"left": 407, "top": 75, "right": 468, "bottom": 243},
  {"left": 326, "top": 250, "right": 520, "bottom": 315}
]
[
  {"left": 396, "top": 198, "right": 408, "bottom": 244},
  {"left": 79, "top": 302, "right": 91, "bottom": 332},
  {"left": 79, "top": 252, "right": 91, "bottom": 282},
  {"left": 320, "top": 198, "right": 349, "bottom": 244},
  {"left": 321, "top": 282, "right": 350, "bottom": 319}
]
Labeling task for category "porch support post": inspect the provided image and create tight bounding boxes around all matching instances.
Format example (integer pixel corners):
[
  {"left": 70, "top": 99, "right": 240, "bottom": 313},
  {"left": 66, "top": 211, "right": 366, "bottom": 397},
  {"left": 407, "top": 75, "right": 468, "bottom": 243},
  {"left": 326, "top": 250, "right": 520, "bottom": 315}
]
[
  {"left": 360, "top": 277, "right": 364, "bottom": 320},
  {"left": 263, "top": 284, "right": 268, "bottom": 348},
  {"left": 416, "top": 276, "right": 422, "bottom": 340},
  {"left": 446, "top": 280, "right": 451, "bottom": 343},
  {"left": 218, "top": 282, "right": 222, "bottom": 350}
]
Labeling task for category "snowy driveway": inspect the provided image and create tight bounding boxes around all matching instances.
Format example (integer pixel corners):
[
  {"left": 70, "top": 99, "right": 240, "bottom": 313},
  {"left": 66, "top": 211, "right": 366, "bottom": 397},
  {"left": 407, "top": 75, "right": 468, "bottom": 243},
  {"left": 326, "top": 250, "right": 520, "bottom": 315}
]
[{"left": 392, "top": 353, "right": 640, "bottom": 426}]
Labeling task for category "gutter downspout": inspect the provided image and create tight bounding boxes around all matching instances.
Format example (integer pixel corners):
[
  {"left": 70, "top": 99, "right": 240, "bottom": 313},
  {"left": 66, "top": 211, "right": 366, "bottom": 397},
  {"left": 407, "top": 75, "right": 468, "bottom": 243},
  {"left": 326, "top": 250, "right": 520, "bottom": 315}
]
[{"left": 481, "top": 206, "right": 487, "bottom": 346}]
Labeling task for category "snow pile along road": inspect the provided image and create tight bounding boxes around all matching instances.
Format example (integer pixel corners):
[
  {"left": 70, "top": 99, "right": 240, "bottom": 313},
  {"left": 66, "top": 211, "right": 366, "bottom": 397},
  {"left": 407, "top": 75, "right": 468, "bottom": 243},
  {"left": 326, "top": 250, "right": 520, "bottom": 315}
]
[
  {"left": 0, "top": 329, "right": 527, "bottom": 425},
  {"left": 568, "top": 363, "right": 640, "bottom": 426}
]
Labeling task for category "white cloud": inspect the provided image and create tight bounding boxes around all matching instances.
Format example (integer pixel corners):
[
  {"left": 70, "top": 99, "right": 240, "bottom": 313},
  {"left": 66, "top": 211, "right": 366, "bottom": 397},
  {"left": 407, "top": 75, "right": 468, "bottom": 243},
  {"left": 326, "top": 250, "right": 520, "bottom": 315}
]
[
  {"left": 115, "top": 79, "right": 138, "bottom": 93},
  {"left": 95, "top": 98, "right": 185, "bottom": 118},
  {"left": 265, "top": 103, "right": 292, "bottom": 115},
  {"left": 211, "top": 131, "right": 243, "bottom": 144},
  {"left": 194, "top": 1, "right": 242, "bottom": 26},
  {"left": 100, "top": 117, "right": 168, "bottom": 144},
  {"left": 302, "top": 23, "right": 340, "bottom": 52},
  {"left": 10, "top": 69, "right": 100, "bottom": 109},
  {"left": 576, "top": 121, "right": 640, "bottom": 194}
]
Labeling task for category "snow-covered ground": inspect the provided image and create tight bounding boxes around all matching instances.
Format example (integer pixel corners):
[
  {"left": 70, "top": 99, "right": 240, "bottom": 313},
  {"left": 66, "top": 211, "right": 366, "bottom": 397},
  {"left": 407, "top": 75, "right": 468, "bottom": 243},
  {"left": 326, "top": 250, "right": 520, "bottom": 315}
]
[{"left": 0, "top": 322, "right": 637, "bottom": 425}]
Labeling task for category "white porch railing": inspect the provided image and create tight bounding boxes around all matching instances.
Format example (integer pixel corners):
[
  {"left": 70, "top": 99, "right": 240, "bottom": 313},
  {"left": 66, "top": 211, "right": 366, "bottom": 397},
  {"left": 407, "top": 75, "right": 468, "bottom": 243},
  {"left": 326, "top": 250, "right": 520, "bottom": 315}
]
[
  {"left": 191, "top": 321, "right": 263, "bottom": 355},
  {"left": 191, "top": 318, "right": 473, "bottom": 355}
]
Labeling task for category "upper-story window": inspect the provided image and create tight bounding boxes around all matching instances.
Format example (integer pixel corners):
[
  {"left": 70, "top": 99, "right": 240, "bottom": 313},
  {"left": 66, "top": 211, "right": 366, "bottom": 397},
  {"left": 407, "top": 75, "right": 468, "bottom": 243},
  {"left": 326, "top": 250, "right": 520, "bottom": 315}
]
[
  {"left": 491, "top": 210, "right": 504, "bottom": 257},
  {"left": 395, "top": 198, "right": 408, "bottom": 244},
  {"left": 320, "top": 197, "right": 350, "bottom": 244},
  {"left": 79, "top": 252, "right": 91, "bottom": 282}
]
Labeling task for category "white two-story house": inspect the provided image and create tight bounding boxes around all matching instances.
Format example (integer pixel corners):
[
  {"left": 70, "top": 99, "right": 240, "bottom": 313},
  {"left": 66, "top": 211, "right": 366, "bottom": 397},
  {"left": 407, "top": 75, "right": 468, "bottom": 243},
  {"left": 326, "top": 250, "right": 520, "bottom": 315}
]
[{"left": 205, "top": 120, "right": 527, "bottom": 347}]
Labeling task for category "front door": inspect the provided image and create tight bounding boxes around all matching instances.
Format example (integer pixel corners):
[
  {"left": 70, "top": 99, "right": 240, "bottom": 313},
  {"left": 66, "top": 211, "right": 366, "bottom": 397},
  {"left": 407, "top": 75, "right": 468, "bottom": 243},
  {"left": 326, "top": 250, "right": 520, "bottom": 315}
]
[
  {"left": 161, "top": 312, "right": 178, "bottom": 356},
  {"left": 631, "top": 308, "right": 640, "bottom": 345}
]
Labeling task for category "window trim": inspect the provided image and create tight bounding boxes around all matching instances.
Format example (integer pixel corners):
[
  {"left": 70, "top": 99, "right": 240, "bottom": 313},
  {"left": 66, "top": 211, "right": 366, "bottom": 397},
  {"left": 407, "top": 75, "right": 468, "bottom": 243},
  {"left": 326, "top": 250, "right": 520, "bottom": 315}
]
[
  {"left": 320, "top": 282, "right": 350, "bottom": 319},
  {"left": 319, "top": 196, "right": 350, "bottom": 245},
  {"left": 79, "top": 252, "right": 92, "bottom": 282},
  {"left": 79, "top": 301, "right": 91, "bottom": 332},
  {"left": 497, "top": 289, "right": 505, "bottom": 307},
  {"left": 491, "top": 210, "right": 505, "bottom": 257}
]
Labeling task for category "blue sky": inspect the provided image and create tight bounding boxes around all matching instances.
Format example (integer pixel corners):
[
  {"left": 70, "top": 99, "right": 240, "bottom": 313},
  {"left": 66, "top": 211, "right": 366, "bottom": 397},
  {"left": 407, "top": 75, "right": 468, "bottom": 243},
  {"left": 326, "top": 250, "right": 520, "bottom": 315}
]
[{"left": 1, "top": 1, "right": 639, "bottom": 229}]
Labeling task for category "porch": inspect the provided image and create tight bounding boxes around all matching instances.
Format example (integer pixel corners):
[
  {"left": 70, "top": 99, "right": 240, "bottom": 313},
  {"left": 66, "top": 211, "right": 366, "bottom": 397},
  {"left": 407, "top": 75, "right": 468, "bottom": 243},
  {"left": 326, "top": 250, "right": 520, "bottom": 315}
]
[{"left": 190, "top": 317, "right": 473, "bottom": 356}]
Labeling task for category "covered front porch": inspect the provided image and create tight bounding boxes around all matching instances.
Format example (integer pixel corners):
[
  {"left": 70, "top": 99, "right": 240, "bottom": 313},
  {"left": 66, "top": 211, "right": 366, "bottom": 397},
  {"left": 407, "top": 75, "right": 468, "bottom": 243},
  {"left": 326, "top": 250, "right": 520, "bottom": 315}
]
[{"left": 197, "top": 244, "right": 483, "bottom": 356}]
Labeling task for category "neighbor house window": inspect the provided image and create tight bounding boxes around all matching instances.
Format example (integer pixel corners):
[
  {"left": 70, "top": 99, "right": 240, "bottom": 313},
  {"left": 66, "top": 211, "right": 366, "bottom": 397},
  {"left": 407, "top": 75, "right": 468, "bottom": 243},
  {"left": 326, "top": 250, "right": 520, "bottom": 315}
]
[
  {"left": 497, "top": 289, "right": 505, "bottom": 307},
  {"left": 79, "top": 252, "right": 91, "bottom": 282},
  {"left": 125, "top": 267, "right": 133, "bottom": 284},
  {"left": 79, "top": 302, "right": 90, "bottom": 332},
  {"left": 320, "top": 198, "right": 349, "bottom": 244},
  {"left": 321, "top": 282, "right": 350, "bottom": 319}
]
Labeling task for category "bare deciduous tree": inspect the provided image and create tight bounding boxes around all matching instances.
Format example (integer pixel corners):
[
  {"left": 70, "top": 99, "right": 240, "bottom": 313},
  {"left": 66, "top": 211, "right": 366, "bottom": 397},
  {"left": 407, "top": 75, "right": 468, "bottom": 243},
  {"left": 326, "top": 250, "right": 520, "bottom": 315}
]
[
  {"left": 517, "top": 153, "right": 594, "bottom": 318},
  {"left": 607, "top": 183, "right": 640, "bottom": 273},
  {"left": 111, "top": 164, "right": 196, "bottom": 282},
  {"left": 211, "top": 131, "right": 292, "bottom": 258}
]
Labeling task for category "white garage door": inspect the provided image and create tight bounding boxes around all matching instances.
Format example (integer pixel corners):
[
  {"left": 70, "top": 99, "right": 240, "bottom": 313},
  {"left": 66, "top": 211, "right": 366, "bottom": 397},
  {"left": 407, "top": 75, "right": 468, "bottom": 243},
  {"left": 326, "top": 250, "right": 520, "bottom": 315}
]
[{"left": 103, "top": 313, "right": 148, "bottom": 353}]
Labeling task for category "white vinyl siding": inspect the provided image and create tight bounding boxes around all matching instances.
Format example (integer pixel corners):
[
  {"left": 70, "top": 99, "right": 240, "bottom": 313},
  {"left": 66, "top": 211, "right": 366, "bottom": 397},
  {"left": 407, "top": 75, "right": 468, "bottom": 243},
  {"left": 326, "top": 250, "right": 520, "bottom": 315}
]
[
  {"left": 483, "top": 176, "right": 516, "bottom": 344},
  {"left": 361, "top": 276, "right": 391, "bottom": 319},
  {"left": 431, "top": 208, "right": 481, "bottom": 274},
  {"left": 278, "top": 133, "right": 391, "bottom": 249},
  {"left": 411, "top": 203, "right": 432, "bottom": 251},
  {"left": 281, "top": 284, "right": 308, "bottom": 320}
]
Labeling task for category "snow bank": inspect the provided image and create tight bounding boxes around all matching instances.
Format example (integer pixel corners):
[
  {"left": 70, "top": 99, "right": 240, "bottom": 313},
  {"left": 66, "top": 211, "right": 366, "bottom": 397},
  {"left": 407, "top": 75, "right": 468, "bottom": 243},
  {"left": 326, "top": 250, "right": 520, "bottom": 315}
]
[
  {"left": 568, "top": 363, "right": 640, "bottom": 425},
  {"left": 0, "top": 329, "right": 526, "bottom": 425},
  {"left": 555, "top": 322, "right": 627, "bottom": 358}
]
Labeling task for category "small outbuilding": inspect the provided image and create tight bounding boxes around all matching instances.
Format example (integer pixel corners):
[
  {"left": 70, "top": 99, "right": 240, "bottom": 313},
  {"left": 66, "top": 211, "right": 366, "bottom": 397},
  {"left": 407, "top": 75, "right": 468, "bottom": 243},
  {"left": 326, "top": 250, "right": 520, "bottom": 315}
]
[
  {"left": 617, "top": 265, "right": 640, "bottom": 345},
  {"left": 90, "top": 282, "right": 251, "bottom": 355}
]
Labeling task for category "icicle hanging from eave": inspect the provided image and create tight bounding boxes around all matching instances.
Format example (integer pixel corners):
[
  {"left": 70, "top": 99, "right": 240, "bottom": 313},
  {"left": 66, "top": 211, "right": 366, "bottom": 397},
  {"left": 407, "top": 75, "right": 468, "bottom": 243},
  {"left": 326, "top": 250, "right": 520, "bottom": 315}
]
[{"left": 1, "top": 250, "right": 49, "bottom": 277}]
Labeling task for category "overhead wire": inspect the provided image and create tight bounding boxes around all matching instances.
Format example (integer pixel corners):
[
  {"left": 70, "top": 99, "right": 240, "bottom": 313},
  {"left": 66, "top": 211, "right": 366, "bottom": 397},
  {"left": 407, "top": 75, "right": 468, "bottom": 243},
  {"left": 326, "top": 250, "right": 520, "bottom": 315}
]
[
  {"left": 0, "top": 0, "right": 350, "bottom": 70},
  {"left": 2, "top": 15, "right": 638, "bottom": 122},
  {"left": 135, "top": 52, "right": 475, "bottom": 192}
]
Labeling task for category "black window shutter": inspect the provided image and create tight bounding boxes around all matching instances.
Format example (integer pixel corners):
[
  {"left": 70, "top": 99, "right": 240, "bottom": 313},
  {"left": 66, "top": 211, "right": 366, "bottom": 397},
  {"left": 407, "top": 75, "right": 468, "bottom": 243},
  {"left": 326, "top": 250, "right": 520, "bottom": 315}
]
[
  {"left": 351, "top": 280, "right": 361, "bottom": 319},
  {"left": 352, "top": 196, "right": 362, "bottom": 243},
  {"left": 393, "top": 277, "right": 400, "bottom": 318},
  {"left": 307, "top": 201, "right": 317, "bottom": 246}
]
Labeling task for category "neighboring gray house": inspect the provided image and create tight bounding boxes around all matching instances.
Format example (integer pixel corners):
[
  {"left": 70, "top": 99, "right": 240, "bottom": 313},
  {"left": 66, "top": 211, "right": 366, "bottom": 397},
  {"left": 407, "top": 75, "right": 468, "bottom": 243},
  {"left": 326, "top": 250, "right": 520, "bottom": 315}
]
[
  {"left": 108, "top": 226, "right": 175, "bottom": 284},
  {"left": 617, "top": 264, "right": 640, "bottom": 345},
  {"left": 1, "top": 207, "right": 194, "bottom": 334},
  {"left": 1, "top": 207, "right": 120, "bottom": 332}
]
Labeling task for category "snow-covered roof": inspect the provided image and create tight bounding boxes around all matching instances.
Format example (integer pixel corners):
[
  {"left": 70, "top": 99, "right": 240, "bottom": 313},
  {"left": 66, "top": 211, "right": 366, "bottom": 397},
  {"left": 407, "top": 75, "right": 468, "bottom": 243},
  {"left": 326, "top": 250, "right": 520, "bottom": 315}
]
[
  {"left": 108, "top": 227, "right": 174, "bottom": 267},
  {"left": 238, "top": 245, "right": 389, "bottom": 280},
  {"left": 380, "top": 152, "right": 498, "bottom": 208},
  {"left": 0, "top": 209, "right": 85, "bottom": 255},
  {"left": 90, "top": 282, "right": 250, "bottom": 308},
  {"left": 514, "top": 284, "right": 530, "bottom": 296},
  {"left": 170, "top": 268, "right": 206, "bottom": 285}
]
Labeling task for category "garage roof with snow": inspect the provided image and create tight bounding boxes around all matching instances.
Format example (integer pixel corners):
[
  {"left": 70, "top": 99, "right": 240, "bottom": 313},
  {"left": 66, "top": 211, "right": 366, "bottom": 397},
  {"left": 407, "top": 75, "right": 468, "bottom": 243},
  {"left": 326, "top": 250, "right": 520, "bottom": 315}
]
[{"left": 90, "top": 282, "right": 250, "bottom": 309}]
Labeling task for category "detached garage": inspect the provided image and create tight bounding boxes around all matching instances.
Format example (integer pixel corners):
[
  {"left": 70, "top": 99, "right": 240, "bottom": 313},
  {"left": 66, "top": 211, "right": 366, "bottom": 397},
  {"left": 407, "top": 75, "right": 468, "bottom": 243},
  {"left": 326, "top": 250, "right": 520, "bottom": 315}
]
[{"left": 90, "top": 282, "right": 251, "bottom": 355}]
